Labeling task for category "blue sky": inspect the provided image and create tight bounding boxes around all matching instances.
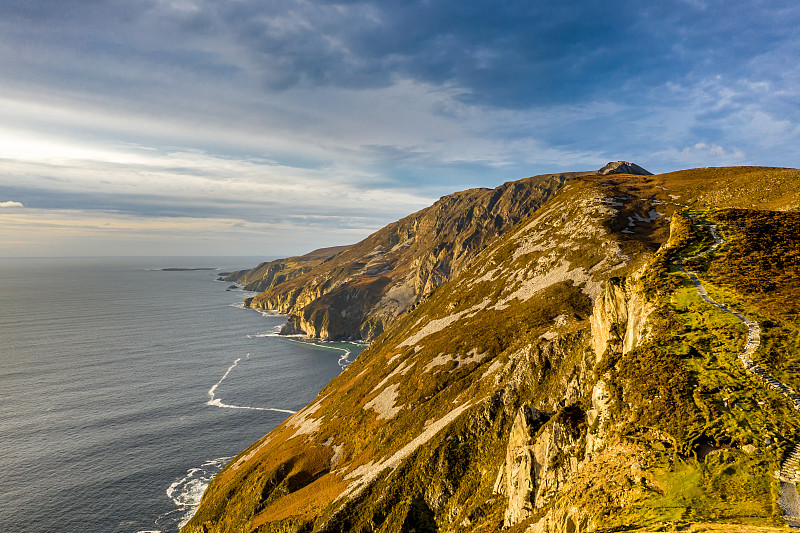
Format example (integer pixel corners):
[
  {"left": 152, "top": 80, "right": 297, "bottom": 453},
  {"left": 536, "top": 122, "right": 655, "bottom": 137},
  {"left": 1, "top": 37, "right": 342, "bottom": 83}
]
[{"left": 1, "top": 0, "right": 798, "bottom": 257}]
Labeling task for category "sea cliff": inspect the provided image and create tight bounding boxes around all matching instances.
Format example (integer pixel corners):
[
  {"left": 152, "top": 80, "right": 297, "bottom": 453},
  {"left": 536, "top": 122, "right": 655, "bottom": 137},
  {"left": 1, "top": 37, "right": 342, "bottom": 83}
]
[{"left": 186, "top": 165, "right": 800, "bottom": 533}]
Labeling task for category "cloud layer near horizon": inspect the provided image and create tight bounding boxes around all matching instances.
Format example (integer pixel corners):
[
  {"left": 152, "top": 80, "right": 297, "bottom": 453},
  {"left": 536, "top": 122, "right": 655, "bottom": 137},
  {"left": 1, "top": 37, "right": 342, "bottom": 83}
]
[{"left": 1, "top": 0, "right": 798, "bottom": 256}]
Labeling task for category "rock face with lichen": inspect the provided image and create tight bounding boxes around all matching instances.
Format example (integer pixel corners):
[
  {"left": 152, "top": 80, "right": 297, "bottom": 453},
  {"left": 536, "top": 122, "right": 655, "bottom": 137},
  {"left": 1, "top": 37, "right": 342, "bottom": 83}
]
[{"left": 184, "top": 165, "right": 800, "bottom": 533}]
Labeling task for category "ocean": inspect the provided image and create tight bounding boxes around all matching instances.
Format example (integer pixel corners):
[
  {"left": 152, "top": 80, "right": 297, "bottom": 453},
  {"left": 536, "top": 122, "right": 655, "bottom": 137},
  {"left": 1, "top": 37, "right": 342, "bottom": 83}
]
[{"left": 0, "top": 257, "right": 364, "bottom": 533}]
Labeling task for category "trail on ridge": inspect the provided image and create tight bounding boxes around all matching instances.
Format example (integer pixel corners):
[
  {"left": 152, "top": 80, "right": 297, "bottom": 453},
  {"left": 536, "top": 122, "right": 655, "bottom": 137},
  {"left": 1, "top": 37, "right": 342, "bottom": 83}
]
[{"left": 675, "top": 212, "right": 800, "bottom": 527}]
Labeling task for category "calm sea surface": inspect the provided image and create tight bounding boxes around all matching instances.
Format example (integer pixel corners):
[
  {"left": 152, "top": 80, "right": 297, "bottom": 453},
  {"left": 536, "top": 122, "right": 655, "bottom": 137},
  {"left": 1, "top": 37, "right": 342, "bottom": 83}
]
[{"left": 0, "top": 257, "right": 363, "bottom": 533}]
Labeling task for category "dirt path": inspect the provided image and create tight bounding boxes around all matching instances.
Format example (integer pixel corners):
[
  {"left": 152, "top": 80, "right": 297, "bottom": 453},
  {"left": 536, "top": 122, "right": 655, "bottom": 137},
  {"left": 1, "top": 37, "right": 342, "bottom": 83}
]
[{"left": 675, "top": 214, "right": 800, "bottom": 527}]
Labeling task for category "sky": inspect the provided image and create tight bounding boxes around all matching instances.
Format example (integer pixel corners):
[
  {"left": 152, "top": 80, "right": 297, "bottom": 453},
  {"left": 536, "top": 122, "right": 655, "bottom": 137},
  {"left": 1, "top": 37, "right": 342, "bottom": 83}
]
[{"left": 1, "top": 0, "right": 799, "bottom": 257}]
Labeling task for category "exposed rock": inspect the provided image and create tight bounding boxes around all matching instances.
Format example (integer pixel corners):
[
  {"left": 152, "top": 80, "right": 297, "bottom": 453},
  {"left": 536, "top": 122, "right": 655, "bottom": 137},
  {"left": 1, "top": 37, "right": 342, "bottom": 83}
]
[
  {"left": 532, "top": 404, "right": 587, "bottom": 510},
  {"left": 585, "top": 379, "right": 613, "bottom": 454},
  {"left": 495, "top": 406, "right": 550, "bottom": 526},
  {"left": 597, "top": 161, "right": 653, "bottom": 176},
  {"left": 589, "top": 274, "right": 654, "bottom": 359},
  {"left": 183, "top": 166, "right": 800, "bottom": 533}
]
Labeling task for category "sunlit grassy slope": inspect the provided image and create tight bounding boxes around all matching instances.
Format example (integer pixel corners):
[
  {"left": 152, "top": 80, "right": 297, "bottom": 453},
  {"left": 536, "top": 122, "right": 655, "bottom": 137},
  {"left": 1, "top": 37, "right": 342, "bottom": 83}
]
[{"left": 184, "top": 167, "right": 800, "bottom": 533}]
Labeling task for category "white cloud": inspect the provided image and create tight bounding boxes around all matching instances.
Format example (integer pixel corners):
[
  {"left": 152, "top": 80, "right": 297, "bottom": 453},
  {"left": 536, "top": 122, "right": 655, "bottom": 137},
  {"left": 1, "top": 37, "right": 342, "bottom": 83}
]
[{"left": 0, "top": 201, "right": 24, "bottom": 208}]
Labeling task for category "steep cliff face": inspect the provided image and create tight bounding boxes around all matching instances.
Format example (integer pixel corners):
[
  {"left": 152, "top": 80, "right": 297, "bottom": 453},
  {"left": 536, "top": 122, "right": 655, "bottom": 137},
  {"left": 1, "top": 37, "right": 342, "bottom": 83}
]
[
  {"left": 224, "top": 246, "right": 350, "bottom": 293},
  {"left": 494, "top": 404, "right": 588, "bottom": 528},
  {"left": 185, "top": 166, "right": 800, "bottom": 533},
  {"left": 246, "top": 172, "right": 577, "bottom": 340},
  {"left": 589, "top": 274, "right": 654, "bottom": 358}
]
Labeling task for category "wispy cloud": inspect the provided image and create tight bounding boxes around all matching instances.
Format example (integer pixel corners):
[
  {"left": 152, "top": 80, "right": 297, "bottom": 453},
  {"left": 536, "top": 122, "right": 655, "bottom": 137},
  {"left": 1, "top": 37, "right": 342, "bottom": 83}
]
[{"left": 0, "top": 0, "right": 798, "bottom": 256}]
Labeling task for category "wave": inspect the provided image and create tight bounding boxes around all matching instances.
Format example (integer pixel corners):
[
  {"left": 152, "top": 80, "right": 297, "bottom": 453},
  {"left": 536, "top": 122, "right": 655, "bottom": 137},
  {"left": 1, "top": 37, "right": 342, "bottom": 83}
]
[
  {"left": 285, "top": 338, "right": 354, "bottom": 369},
  {"left": 228, "top": 302, "right": 284, "bottom": 318},
  {"left": 206, "top": 356, "right": 296, "bottom": 414},
  {"left": 151, "top": 456, "right": 232, "bottom": 531},
  {"left": 252, "top": 308, "right": 284, "bottom": 318},
  {"left": 247, "top": 324, "right": 290, "bottom": 338}
]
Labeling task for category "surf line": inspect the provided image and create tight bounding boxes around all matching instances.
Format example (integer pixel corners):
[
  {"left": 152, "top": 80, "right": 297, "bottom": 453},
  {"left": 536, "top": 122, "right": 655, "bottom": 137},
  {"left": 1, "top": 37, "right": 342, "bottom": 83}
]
[
  {"left": 286, "top": 338, "right": 354, "bottom": 369},
  {"left": 153, "top": 456, "right": 233, "bottom": 531},
  {"left": 206, "top": 355, "right": 296, "bottom": 414}
]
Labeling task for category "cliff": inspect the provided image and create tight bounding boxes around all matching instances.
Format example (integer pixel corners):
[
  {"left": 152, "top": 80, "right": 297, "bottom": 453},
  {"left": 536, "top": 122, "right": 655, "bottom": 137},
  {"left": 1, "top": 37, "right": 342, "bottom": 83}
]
[
  {"left": 224, "top": 246, "right": 350, "bottom": 293},
  {"left": 185, "top": 165, "right": 800, "bottom": 533},
  {"left": 246, "top": 172, "right": 580, "bottom": 340}
]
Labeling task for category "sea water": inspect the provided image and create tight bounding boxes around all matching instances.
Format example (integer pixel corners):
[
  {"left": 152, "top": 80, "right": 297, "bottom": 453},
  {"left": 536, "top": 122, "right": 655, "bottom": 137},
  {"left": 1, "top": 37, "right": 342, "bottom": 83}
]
[{"left": 0, "top": 257, "right": 364, "bottom": 533}]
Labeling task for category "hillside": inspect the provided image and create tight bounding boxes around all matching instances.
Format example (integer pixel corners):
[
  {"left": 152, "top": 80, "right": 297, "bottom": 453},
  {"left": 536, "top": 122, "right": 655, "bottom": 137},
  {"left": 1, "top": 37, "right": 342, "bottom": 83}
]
[
  {"left": 184, "top": 166, "right": 800, "bottom": 533},
  {"left": 242, "top": 172, "right": 581, "bottom": 340}
]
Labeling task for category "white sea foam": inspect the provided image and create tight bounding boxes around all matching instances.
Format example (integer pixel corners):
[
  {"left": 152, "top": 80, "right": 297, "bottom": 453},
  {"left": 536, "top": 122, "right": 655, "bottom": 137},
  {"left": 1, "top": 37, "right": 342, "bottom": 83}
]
[
  {"left": 286, "top": 338, "right": 355, "bottom": 369},
  {"left": 228, "top": 303, "right": 283, "bottom": 317},
  {"left": 247, "top": 325, "right": 294, "bottom": 339},
  {"left": 254, "top": 308, "right": 284, "bottom": 318},
  {"left": 155, "top": 456, "right": 232, "bottom": 530},
  {"left": 337, "top": 348, "right": 354, "bottom": 368},
  {"left": 206, "top": 356, "right": 296, "bottom": 414}
]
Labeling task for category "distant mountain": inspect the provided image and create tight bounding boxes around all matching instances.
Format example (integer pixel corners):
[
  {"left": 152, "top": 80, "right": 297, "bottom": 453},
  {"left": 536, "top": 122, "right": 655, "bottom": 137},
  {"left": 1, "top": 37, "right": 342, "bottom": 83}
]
[
  {"left": 598, "top": 160, "right": 652, "bottom": 176},
  {"left": 185, "top": 165, "right": 800, "bottom": 533}
]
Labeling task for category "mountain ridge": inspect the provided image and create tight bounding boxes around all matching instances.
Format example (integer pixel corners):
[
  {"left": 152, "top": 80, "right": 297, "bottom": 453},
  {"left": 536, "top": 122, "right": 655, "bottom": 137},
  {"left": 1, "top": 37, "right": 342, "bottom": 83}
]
[
  {"left": 187, "top": 165, "right": 800, "bottom": 533},
  {"left": 234, "top": 171, "right": 582, "bottom": 340},
  {"left": 228, "top": 162, "right": 657, "bottom": 341}
]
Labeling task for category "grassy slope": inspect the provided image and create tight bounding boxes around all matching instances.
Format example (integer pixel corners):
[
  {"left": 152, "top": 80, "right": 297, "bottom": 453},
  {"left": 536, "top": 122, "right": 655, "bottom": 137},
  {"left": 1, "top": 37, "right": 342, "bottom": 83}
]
[
  {"left": 580, "top": 208, "right": 800, "bottom": 531},
  {"left": 184, "top": 167, "right": 800, "bottom": 533}
]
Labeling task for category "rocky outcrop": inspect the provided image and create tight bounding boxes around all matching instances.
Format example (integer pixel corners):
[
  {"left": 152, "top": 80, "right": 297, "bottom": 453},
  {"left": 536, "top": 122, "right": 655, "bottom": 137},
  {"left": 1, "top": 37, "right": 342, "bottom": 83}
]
[
  {"left": 589, "top": 274, "right": 654, "bottom": 359},
  {"left": 531, "top": 404, "right": 588, "bottom": 509},
  {"left": 598, "top": 160, "right": 652, "bottom": 176},
  {"left": 494, "top": 406, "right": 550, "bottom": 525},
  {"left": 495, "top": 404, "right": 589, "bottom": 528}
]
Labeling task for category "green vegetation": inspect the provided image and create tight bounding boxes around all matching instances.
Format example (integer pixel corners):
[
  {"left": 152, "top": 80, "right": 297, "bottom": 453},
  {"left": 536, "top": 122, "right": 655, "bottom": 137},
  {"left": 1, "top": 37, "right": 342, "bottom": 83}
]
[{"left": 595, "top": 208, "right": 800, "bottom": 530}]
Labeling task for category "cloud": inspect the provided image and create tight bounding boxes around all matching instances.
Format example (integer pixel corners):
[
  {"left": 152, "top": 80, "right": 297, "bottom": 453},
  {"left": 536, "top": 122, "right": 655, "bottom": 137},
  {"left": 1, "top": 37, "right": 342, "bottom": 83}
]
[
  {"left": 4, "top": 1, "right": 799, "bottom": 111},
  {"left": 2, "top": 1, "right": 798, "bottom": 177},
  {"left": 0, "top": 0, "right": 799, "bottom": 256},
  {"left": 0, "top": 206, "right": 375, "bottom": 257},
  {"left": 0, "top": 201, "right": 24, "bottom": 208}
]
